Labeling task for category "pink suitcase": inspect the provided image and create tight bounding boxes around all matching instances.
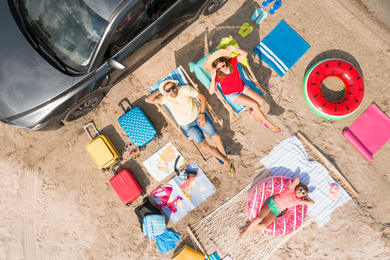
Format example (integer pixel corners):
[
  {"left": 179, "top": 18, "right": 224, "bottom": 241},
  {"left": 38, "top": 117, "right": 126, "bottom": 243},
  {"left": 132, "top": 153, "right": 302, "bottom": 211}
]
[{"left": 109, "top": 169, "right": 143, "bottom": 206}]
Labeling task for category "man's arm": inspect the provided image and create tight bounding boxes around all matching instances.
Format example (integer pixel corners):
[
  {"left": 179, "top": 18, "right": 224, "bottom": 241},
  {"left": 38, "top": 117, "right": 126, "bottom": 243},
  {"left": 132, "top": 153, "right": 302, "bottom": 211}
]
[
  {"left": 196, "top": 92, "right": 207, "bottom": 114},
  {"left": 196, "top": 92, "right": 207, "bottom": 127},
  {"left": 145, "top": 90, "right": 162, "bottom": 104}
]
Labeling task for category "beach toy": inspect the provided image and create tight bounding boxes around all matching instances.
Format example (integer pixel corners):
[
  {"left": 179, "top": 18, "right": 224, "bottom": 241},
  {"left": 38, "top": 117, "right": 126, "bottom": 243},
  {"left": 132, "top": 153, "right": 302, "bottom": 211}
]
[
  {"left": 303, "top": 58, "right": 364, "bottom": 120},
  {"left": 246, "top": 176, "right": 308, "bottom": 236}
]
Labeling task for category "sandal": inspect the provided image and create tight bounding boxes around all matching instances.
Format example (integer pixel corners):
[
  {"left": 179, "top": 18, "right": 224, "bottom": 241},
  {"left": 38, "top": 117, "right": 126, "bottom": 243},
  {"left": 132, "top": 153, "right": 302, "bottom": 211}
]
[
  {"left": 265, "top": 123, "right": 281, "bottom": 133},
  {"left": 262, "top": 0, "right": 275, "bottom": 7},
  {"left": 255, "top": 10, "right": 267, "bottom": 24},
  {"left": 269, "top": 0, "right": 282, "bottom": 15},
  {"left": 216, "top": 147, "right": 229, "bottom": 164},
  {"left": 225, "top": 159, "right": 236, "bottom": 176},
  {"left": 238, "top": 22, "right": 249, "bottom": 35},
  {"left": 249, "top": 108, "right": 262, "bottom": 122},
  {"left": 251, "top": 8, "right": 263, "bottom": 21}
]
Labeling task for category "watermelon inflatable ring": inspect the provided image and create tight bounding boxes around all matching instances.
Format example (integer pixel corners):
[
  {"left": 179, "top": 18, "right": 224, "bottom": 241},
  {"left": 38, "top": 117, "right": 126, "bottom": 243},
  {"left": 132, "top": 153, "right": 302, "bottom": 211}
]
[{"left": 303, "top": 58, "right": 365, "bottom": 120}]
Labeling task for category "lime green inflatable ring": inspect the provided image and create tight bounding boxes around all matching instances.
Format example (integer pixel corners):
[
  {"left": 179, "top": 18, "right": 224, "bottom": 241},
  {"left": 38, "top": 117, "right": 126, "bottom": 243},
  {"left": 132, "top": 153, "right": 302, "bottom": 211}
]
[{"left": 303, "top": 58, "right": 365, "bottom": 120}]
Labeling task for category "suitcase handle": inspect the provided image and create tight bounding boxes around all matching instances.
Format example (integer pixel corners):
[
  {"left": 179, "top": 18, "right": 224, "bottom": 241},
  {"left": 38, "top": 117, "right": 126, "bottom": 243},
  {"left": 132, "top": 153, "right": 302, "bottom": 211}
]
[
  {"left": 111, "top": 162, "right": 122, "bottom": 175},
  {"left": 118, "top": 98, "right": 132, "bottom": 114},
  {"left": 84, "top": 121, "right": 100, "bottom": 140}
]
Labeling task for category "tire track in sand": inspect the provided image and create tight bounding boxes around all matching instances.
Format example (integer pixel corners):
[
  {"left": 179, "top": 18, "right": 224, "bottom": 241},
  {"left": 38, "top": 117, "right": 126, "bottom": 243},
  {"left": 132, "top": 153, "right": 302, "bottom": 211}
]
[
  {"left": 22, "top": 168, "right": 39, "bottom": 260},
  {"left": 39, "top": 189, "right": 78, "bottom": 260}
]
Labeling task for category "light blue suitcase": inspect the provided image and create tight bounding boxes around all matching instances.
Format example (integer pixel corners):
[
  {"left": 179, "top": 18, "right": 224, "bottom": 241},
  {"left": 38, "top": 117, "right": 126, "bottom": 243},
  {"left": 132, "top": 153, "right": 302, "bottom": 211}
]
[{"left": 118, "top": 98, "right": 161, "bottom": 150}]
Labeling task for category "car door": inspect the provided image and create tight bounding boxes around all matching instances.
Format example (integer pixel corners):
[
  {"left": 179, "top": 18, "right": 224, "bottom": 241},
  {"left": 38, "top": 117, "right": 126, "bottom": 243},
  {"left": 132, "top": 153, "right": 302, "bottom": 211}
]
[{"left": 94, "top": 0, "right": 205, "bottom": 90}]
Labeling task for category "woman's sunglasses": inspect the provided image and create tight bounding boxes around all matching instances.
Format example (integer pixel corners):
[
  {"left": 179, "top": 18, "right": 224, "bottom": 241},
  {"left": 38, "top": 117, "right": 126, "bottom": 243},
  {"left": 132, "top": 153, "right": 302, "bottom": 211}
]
[
  {"left": 165, "top": 85, "right": 176, "bottom": 93},
  {"left": 216, "top": 63, "right": 226, "bottom": 71},
  {"left": 299, "top": 187, "right": 307, "bottom": 196}
]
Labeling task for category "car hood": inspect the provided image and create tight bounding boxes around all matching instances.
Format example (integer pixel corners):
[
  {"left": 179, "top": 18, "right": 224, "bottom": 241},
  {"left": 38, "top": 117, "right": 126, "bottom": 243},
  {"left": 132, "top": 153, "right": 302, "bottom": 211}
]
[{"left": 0, "top": 1, "right": 74, "bottom": 119}]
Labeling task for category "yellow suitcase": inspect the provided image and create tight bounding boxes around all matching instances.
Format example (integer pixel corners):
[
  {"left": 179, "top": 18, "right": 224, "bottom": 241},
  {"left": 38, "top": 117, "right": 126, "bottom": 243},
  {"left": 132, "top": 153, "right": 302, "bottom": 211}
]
[{"left": 84, "top": 122, "right": 121, "bottom": 171}]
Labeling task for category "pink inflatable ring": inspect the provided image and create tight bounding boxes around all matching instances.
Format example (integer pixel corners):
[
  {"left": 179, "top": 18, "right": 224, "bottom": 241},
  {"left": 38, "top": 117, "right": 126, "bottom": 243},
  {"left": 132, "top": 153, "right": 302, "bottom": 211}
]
[{"left": 246, "top": 176, "right": 308, "bottom": 236}]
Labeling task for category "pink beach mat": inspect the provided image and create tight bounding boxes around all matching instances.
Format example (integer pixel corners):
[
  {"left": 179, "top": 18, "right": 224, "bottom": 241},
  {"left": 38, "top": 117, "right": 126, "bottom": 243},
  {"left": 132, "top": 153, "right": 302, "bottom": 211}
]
[{"left": 343, "top": 103, "right": 390, "bottom": 161}]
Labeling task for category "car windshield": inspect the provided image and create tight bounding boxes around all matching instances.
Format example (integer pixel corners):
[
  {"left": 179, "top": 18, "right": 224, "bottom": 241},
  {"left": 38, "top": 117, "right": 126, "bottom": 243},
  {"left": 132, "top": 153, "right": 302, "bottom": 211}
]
[{"left": 20, "top": 0, "right": 108, "bottom": 73}]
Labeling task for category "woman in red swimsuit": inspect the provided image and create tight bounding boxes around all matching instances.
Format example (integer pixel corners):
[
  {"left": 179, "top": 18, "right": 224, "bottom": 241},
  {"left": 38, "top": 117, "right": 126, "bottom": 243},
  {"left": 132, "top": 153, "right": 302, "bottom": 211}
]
[{"left": 208, "top": 45, "right": 280, "bottom": 133}]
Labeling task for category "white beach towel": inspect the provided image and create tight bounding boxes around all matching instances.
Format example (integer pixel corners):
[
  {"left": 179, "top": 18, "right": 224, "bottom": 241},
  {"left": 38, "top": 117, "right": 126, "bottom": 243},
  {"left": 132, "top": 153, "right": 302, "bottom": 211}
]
[{"left": 260, "top": 136, "right": 351, "bottom": 227}]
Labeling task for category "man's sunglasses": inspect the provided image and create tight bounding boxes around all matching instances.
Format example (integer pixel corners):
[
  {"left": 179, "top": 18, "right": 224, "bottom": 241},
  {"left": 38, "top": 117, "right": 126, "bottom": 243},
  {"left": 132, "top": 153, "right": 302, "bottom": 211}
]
[
  {"left": 166, "top": 85, "right": 176, "bottom": 93},
  {"left": 299, "top": 187, "right": 306, "bottom": 196},
  {"left": 216, "top": 63, "right": 226, "bottom": 71}
]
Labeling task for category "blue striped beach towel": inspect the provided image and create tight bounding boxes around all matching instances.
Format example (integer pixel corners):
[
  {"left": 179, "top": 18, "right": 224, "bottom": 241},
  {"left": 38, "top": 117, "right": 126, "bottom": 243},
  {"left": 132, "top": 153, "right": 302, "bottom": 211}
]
[
  {"left": 146, "top": 67, "right": 214, "bottom": 139},
  {"left": 253, "top": 20, "right": 310, "bottom": 77},
  {"left": 260, "top": 136, "right": 351, "bottom": 227}
]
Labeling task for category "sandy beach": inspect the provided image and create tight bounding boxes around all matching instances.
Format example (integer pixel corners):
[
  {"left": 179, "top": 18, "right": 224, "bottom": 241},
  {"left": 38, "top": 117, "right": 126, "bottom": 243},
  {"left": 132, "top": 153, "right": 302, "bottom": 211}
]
[{"left": 1, "top": 0, "right": 390, "bottom": 259}]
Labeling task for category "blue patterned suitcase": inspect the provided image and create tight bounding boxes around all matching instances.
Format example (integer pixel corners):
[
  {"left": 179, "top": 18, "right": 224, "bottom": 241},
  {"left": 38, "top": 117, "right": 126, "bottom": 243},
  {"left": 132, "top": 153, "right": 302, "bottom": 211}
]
[{"left": 118, "top": 98, "right": 161, "bottom": 150}]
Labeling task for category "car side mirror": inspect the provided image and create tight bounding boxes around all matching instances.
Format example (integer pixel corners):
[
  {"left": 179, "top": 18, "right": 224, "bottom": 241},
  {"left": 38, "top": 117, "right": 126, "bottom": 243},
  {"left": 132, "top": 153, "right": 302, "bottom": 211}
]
[{"left": 108, "top": 59, "right": 126, "bottom": 70}]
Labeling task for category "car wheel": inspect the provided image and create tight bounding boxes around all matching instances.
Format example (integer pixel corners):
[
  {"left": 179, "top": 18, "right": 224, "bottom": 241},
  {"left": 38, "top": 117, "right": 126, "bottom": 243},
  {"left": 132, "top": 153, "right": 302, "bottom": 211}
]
[
  {"left": 65, "top": 93, "right": 104, "bottom": 122},
  {"left": 203, "top": 0, "right": 228, "bottom": 15}
]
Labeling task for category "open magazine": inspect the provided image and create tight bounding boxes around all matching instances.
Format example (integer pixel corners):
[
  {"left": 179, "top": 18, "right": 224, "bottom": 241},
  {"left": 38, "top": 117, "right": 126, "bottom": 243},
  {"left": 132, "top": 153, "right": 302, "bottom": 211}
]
[{"left": 151, "top": 162, "right": 216, "bottom": 224}]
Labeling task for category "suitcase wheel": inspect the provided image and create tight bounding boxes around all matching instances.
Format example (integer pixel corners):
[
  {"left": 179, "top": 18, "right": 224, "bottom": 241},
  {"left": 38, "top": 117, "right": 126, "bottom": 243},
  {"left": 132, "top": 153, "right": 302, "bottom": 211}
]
[
  {"left": 101, "top": 168, "right": 106, "bottom": 173},
  {"left": 126, "top": 203, "right": 130, "bottom": 207},
  {"left": 139, "top": 146, "right": 146, "bottom": 151},
  {"left": 154, "top": 133, "right": 163, "bottom": 139}
]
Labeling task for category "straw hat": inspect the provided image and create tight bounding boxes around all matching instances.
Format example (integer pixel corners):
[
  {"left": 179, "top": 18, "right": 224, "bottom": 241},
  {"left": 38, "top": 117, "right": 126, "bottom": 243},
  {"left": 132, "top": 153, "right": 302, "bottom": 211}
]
[
  {"left": 159, "top": 79, "right": 179, "bottom": 95},
  {"left": 203, "top": 49, "right": 231, "bottom": 72}
]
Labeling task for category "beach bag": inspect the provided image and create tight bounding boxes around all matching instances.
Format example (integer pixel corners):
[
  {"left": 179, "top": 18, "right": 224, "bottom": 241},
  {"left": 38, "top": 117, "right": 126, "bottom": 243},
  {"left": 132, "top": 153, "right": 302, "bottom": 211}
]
[{"left": 134, "top": 196, "right": 162, "bottom": 230}]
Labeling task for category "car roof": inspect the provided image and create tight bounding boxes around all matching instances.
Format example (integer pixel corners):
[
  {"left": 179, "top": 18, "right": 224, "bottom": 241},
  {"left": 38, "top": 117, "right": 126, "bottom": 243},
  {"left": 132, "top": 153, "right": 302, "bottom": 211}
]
[{"left": 83, "top": 0, "right": 125, "bottom": 21}]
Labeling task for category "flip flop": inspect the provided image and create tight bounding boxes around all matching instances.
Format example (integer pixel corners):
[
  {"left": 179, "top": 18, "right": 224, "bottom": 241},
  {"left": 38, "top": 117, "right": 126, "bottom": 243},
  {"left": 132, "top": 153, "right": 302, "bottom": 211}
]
[
  {"left": 269, "top": 0, "right": 282, "bottom": 15},
  {"left": 251, "top": 8, "right": 263, "bottom": 21},
  {"left": 238, "top": 22, "right": 249, "bottom": 35},
  {"left": 230, "top": 159, "right": 236, "bottom": 176},
  {"left": 255, "top": 10, "right": 267, "bottom": 24},
  {"left": 226, "top": 159, "right": 236, "bottom": 176},
  {"left": 216, "top": 147, "right": 229, "bottom": 164},
  {"left": 241, "top": 25, "right": 253, "bottom": 37},
  {"left": 262, "top": 0, "right": 275, "bottom": 7},
  {"left": 265, "top": 123, "right": 281, "bottom": 133},
  {"left": 249, "top": 108, "right": 262, "bottom": 122}
]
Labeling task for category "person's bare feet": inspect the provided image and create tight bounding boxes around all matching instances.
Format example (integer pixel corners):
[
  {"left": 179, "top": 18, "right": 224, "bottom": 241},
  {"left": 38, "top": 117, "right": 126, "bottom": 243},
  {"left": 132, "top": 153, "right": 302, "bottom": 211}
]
[{"left": 238, "top": 226, "right": 248, "bottom": 239}]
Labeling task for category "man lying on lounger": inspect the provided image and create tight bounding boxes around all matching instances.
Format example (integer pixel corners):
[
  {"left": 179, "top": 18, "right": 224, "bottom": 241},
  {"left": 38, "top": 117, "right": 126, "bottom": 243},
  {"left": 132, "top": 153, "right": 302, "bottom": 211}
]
[{"left": 145, "top": 79, "right": 235, "bottom": 174}]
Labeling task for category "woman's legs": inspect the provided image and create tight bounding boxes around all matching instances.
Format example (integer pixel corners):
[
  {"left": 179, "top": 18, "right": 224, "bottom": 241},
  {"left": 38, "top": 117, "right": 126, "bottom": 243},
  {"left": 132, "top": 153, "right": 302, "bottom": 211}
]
[
  {"left": 234, "top": 89, "right": 278, "bottom": 131},
  {"left": 238, "top": 205, "right": 273, "bottom": 238},
  {"left": 252, "top": 212, "right": 277, "bottom": 232}
]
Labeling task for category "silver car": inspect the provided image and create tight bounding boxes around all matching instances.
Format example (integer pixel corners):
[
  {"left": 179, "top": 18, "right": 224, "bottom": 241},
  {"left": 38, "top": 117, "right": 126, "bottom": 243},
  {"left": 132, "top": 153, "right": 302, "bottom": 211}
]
[{"left": 0, "top": 0, "right": 228, "bottom": 130}]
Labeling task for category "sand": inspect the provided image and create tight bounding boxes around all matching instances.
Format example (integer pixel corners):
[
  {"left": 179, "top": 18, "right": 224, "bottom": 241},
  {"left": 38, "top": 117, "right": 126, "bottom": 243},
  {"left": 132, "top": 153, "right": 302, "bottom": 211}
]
[{"left": 1, "top": 0, "right": 390, "bottom": 259}]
